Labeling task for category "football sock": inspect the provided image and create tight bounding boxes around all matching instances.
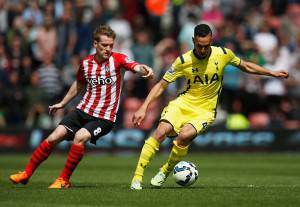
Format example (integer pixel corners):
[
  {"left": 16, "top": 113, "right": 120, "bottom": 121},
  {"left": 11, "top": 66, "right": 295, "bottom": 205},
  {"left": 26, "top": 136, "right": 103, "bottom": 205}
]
[
  {"left": 59, "top": 144, "right": 85, "bottom": 180},
  {"left": 25, "top": 139, "right": 54, "bottom": 177},
  {"left": 161, "top": 141, "right": 189, "bottom": 175},
  {"left": 132, "top": 136, "right": 160, "bottom": 182}
]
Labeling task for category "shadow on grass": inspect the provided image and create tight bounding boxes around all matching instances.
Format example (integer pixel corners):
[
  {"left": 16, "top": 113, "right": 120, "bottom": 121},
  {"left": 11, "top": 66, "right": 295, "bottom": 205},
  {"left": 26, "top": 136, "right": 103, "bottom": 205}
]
[
  {"left": 72, "top": 184, "right": 98, "bottom": 188},
  {"left": 143, "top": 185, "right": 257, "bottom": 190}
]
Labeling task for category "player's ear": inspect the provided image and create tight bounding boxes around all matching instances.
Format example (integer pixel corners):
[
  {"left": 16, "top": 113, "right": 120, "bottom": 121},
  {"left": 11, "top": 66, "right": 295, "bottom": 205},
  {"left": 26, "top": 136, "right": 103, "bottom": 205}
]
[{"left": 93, "top": 40, "right": 98, "bottom": 48}]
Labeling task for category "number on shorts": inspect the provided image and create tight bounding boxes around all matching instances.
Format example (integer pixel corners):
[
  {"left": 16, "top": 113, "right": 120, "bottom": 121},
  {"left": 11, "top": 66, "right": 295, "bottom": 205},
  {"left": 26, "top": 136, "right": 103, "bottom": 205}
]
[{"left": 93, "top": 127, "right": 102, "bottom": 136}]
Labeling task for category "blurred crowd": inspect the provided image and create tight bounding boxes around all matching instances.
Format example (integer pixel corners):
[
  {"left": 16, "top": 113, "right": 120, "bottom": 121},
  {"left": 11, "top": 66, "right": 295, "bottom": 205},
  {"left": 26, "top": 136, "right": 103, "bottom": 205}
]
[{"left": 0, "top": 0, "right": 299, "bottom": 131}]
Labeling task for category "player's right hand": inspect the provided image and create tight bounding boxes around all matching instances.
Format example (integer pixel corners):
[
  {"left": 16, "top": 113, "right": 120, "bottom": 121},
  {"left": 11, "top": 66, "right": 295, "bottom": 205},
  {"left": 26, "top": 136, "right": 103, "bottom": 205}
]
[
  {"left": 132, "top": 108, "right": 146, "bottom": 126},
  {"left": 271, "top": 70, "right": 289, "bottom": 79},
  {"left": 48, "top": 103, "right": 64, "bottom": 115}
]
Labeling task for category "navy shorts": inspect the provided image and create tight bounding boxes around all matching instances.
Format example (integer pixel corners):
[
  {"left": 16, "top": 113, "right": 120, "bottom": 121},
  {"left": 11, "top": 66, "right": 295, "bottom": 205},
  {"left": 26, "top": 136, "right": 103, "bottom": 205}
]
[{"left": 59, "top": 109, "right": 114, "bottom": 144}]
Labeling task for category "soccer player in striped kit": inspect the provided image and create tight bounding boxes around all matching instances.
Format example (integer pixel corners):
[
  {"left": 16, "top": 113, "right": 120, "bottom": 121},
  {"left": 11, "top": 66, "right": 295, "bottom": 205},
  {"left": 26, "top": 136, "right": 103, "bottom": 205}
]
[{"left": 9, "top": 25, "right": 153, "bottom": 189}]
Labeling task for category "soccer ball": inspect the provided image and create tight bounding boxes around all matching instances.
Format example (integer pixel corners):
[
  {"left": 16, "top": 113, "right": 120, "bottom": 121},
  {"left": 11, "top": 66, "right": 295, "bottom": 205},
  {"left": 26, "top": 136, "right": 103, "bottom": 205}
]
[{"left": 173, "top": 161, "right": 198, "bottom": 187}]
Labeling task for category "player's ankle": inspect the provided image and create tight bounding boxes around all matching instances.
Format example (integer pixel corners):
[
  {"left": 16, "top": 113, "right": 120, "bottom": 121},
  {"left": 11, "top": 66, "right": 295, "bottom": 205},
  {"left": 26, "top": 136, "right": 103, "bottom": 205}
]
[{"left": 132, "top": 175, "right": 143, "bottom": 182}]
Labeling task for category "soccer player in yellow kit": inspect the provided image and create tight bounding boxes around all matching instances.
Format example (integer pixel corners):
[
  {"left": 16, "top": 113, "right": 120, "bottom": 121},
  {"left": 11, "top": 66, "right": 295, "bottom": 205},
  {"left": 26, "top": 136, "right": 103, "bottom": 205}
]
[{"left": 130, "top": 24, "right": 289, "bottom": 190}]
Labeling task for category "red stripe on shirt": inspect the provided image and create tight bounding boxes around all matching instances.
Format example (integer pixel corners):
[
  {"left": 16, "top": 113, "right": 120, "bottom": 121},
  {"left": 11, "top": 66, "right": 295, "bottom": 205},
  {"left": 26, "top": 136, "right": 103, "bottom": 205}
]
[{"left": 79, "top": 59, "right": 93, "bottom": 111}]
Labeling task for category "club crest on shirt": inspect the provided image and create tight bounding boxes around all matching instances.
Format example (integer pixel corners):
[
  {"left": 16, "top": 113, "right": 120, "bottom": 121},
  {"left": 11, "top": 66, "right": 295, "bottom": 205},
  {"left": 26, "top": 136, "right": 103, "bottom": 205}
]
[
  {"left": 214, "top": 61, "right": 219, "bottom": 71},
  {"left": 104, "top": 62, "right": 110, "bottom": 72}
]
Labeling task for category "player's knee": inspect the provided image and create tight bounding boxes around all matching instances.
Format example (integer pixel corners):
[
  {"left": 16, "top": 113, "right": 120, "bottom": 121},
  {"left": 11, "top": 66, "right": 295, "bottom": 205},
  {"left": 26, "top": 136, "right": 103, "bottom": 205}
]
[
  {"left": 175, "top": 137, "right": 191, "bottom": 147},
  {"left": 47, "top": 132, "right": 63, "bottom": 146},
  {"left": 73, "top": 136, "right": 85, "bottom": 144},
  {"left": 73, "top": 133, "right": 90, "bottom": 145},
  {"left": 152, "top": 129, "right": 167, "bottom": 142},
  {"left": 152, "top": 122, "right": 173, "bottom": 142},
  {"left": 47, "top": 136, "right": 58, "bottom": 146},
  {"left": 176, "top": 132, "right": 194, "bottom": 147}
]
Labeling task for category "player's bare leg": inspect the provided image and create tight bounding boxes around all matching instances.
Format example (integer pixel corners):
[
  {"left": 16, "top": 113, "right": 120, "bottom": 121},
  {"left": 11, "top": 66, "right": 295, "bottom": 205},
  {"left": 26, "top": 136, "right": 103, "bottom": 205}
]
[
  {"left": 9, "top": 126, "right": 68, "bottom": 185},
  {"left": 130, "top": 121, "right": 173, "bottom": 190},
  {"left": 151, "top": 124, "right": 196, "bottom": 187}
]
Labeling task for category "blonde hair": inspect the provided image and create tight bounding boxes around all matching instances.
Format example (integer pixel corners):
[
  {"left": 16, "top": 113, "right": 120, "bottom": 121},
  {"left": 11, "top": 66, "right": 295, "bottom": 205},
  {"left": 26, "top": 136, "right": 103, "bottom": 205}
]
[{"left": 93, "top": 25, "right": 116, "bottom": 42}]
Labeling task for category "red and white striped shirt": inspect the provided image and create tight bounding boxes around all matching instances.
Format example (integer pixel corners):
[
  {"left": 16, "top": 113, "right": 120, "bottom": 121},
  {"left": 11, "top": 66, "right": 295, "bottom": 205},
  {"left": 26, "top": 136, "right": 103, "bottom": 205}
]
[{"left": 76, "top": 52, "right": 138, "bottom": 122}]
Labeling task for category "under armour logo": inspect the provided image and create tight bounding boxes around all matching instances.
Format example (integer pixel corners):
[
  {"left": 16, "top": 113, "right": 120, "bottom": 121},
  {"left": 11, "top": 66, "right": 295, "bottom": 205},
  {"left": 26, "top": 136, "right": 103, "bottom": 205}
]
[
  {"left": 167, "top": 66, "right": 175, "bottom": 74},
  {"left": 192, "top": 68, "right": 199, "bottom": 73},
  {"left": 93, "top": 127, "right": 102, "bottom": 136}
]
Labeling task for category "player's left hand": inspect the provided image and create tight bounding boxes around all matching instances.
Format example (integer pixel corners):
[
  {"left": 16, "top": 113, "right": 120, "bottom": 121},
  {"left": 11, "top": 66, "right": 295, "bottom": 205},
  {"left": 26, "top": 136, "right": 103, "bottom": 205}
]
[
  {"left": 49, "top": 103, "right": 64, "bottom": 115},
  {"left": 140, "top": 64, "right": 154, "bottom": 79},
  {"left": 271, "top": 70, "right": 289, "bottom": 79}
]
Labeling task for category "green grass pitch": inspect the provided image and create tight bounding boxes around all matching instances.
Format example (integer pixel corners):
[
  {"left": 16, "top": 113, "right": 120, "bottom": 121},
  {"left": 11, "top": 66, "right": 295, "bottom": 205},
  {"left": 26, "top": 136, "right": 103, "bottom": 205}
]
[{"left": 1, "top": 152, "right": 300, "bottom": 207}]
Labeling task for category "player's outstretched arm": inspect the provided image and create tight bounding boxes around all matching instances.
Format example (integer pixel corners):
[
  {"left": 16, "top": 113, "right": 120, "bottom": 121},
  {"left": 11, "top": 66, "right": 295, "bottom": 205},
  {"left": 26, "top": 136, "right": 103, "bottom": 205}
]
[
  {"left": 133, "top": 64, "right": 154, "bottom": 79},
  {"left": 238, "top": 60, "right": 289, "bottom": 78},
  {"left": 132, "top": 79, "right": 169, "bottom": 126},
  {"left": 49, "top": 80, "right": 84, "bottom": 115}
]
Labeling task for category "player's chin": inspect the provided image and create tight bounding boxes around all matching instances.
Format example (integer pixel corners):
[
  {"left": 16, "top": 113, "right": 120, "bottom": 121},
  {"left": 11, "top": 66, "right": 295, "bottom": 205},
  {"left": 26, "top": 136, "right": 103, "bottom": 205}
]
[{"left": 103, "top": 53, "right": 111, "bottom": 59}]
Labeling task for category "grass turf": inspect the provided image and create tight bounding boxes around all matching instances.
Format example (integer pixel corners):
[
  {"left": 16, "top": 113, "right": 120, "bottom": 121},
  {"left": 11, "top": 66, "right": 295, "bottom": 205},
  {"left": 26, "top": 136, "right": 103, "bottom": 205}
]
[{"left": 1, "top": 152, "right": 300, "bottom": 207}]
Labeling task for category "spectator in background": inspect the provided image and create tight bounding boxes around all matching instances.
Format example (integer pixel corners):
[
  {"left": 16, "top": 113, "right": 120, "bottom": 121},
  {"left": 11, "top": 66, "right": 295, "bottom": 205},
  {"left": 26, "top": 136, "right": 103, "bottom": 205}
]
[
  {"left": 177, "top": 0, "right": 201, "bottom": 27},
  {"left": 0, "top": 106, "right": 5, "bottom": 127},
  {"left": 280, "top": 97, "right": 300, "bottom": 129},
  {"left": 55, "top": 0, "right": 76, "bottom": 68},
  {"left": 25, "top": 71, "right": 50, "bottom": 129},
  {"left": 178, "top": 13, "right": 198, "bottom": 52},
  {"left": 108, "top": 11, "right": 132, "bottom": 51},
  {"left": 0, "top": 41, "right": 11, "bottom": 78},
  {"left": 249, "top": 111, "right": 271, "bottom": 129},
  {"left": 4, "top": 71, "right": 26, "bottom": 125},
  {"left": 0, "top": 0, "right": 8, "bottom": 33},
  {"left": 132, "top": 30, "right": 154, "bottom": 68},
  {"left": 8, "top": 33, "right": 27, "bottom": 72},
  {"left": 35, "top": 15, "right": 57, "bottom": 62},
  {"left": 43, "top": 0, "right": 55, "bottom": 17},
  {"left": 61, "top": 54, "right": 80, "bottom": 89},
  {"left": 253, "top": 21, "right": 278, "bottom": 63},
  {"left": 36, "top": 55, "right": 62, "bottom": 104},
  {"left": 22, "top": 0, "right": 43, "bottom": 26},
  {"left": 201, "top": 0, "right": 224, "bottom": 28},
  {"left": 73, "top": 3, "right": 92, "bottom": 57},
  {"left": 88, "top": 2, "right": 108, "bottom": 32},
  {"left": 286, "top": 56, "right": 300, "bottom": 99},
  {"left": 154, "top": 37, "right": 180, "bottom": 103},
  {"left": 122, "top": 29, "right": 157, "bottom": 129},
  {"left": 18, "top": 55, "right": 34, "bottom": 86},
  {"left": 6, "top": 15, "right": 27, "bottom": 57},
  {"left": 226, "top": 98, "right": 250, "bottom": 130}
]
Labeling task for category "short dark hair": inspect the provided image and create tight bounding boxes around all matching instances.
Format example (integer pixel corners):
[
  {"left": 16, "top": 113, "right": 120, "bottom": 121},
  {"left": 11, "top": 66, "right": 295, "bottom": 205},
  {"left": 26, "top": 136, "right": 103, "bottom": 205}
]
[
  {"left": 93, "top": 25, "right": 116, "bottom": 42},
  {"left": 194, "top": 24, "right": 212, "bottom": 37}
]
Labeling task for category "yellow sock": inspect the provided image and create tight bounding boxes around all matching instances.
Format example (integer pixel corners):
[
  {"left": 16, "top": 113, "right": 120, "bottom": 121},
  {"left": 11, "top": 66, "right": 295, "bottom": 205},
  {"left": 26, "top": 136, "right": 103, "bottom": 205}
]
[
  {"left": 132, "top": 136, "right": 160, "bottom": 182},
  {"left": 161, "top": 140, "right": 189, "bottom": 175}
]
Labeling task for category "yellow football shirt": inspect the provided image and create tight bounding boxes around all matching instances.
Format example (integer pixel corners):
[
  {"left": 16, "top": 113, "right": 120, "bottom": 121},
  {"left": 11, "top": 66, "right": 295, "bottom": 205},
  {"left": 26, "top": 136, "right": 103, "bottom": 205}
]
[{"left": 163, "top": 46, "right": 241, "bottom": 115}]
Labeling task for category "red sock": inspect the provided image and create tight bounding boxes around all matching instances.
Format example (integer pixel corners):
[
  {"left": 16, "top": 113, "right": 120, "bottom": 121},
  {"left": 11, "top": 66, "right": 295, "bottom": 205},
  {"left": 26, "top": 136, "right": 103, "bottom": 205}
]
[
  {"left": 25, "top": 139, "right": 54, "bottom": 177},
  {"left": 59, "top": 144, "right": 85, "bottom": 180}
]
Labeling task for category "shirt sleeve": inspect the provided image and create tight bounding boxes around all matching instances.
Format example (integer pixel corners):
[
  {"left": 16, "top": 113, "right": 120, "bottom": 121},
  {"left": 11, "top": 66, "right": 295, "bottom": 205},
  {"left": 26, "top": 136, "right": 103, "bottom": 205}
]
[
  {"left": 162, "top": 57, "right": 183, "bottom": 82},
  {"left": 117, "top": 53, "right": 139, "bottom": 72},
  {"left": 76, "top": 61, "right": 86, "bottom": 84},
  {"left": 226, "top": 48, "right": 241, "bottom": 67}
]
